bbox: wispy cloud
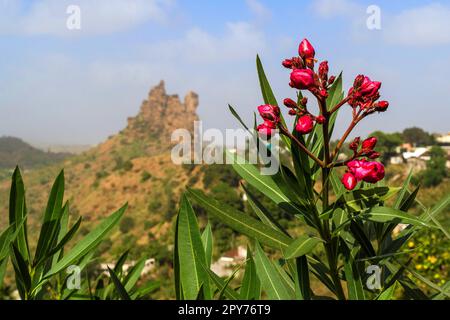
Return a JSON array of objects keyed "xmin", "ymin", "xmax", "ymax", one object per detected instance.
[
  {"xmin": 0, "ymin": 0, "xmax": 175, "ymax": 36},
  {"xmin": 246, "ymin": 0, "xmax": 272, "ymax": 21},
  {"xmin": 312, "ymin": 0, "xmax": 360, "ymax": 18},
  {"xmin": 384, "ymin": 3, "xmax": 450, "ymax": 46}
]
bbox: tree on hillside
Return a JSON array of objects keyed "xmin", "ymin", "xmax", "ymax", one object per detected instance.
[
  {"xmin": 402, "ymin": 127, "xmax": 435, "ymax": 146},
  {"xmin": 421, "ymin": 146, "xmax": 447, "ymax": 187},
  {"xmin": 369, "ymin": 131, "xmax": 403, "ymax": 163}
]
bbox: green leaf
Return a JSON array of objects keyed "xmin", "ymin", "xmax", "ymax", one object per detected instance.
[
  {"xmin": 107, "ymin": 267, "xmax": 131, "ymax": 300},
  {"xmin": 342, "ymin": 245, "xmax": 366, "ymax": 300},
  {"xmin": 400, "ymin": 185, "xmax": 420, "ymax": 212},
  {"xmin": 187, "ymin": 188, "xmax": 292, "ymax": 250},
  {"xmin": 360, "ymin": 206, "xmax": 436, "ymax": 228},
  {"xmin": 377, "ymin": 282, "xmax": 397, "ymax": 300},
  {"xmin": 199, "ymin": 262, "xmax": 239, "ymax": 300},
  {"xmin": 9, "ymin": 167, "xmax": 29, "ymax": 263},
  {"xmin": 113, "ymin": 249, "xmax": 130, "ymax": 276},
  {"xmin": 349, "ymin": 221, "xmax": 376, "ymax": 257},
  {"xmin": 45, "ymin": 203, "xmax": 127, "ymax": 278},
  {"xmin": 241, "ymin": 183, "xmax": 289, "ymax": 236},
  {"xmin": 226, "ymin": 151, "xmax": 309, "ymax": 219},
  {"xmin": 173, "ymin": 214, "xmax": 183, "ymax": 300},
  {"xmin": 10, "ymin": 244, "xmax": 31, "ymax": 298},
  {"xmin": 123, "ymin": 258, "xmax": 145, "ymax": 292},
  {"xmin": 284, "ymin": 235, "xmax": 322, "ymax": 260},
  {"xmin": 40, "ymin": 216, "xmax": 82, "ymax": 266},
  {"xmin": 177, "ymin": 195, "xmax": 211, "ymax": 300},
  {"xmin": 256, "ymin": 55, "xmax": 278, "ymax": 107},
  {"xmin": 421, "ymin": 193, "xmax": 450, "ymax": 222},
  {"xmin": 201, "ymin": 223, "xmax": 213, "ymax": 268},
  {"xmin": 294, "ymin": 256, "xmax": 311, "ymax": 300},
  {"xmin": 239, "ymin": 247, "xmax": 260, "ymax": 300},
  {"xmin": 253, "ymin": 242, "xmax": 294, "ymax": 300},
  {"xmin": 228, "ymin": 104, "xmax": 249, "ymax": 131},
  {"xmin": 394, "ymin": 170, "xmax": 413, "ymax": 209},
  {"xmin": 34, "ymin": 170, "xmax": 65, "ymax": 264}
]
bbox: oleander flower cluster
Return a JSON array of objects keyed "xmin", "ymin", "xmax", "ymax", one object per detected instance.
[{"xmin": 256, "ymin": 38, "xmax": 390, "ymax": 190}]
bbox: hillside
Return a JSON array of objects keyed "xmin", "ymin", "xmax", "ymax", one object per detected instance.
[
  {"xmin": 0, "ymin": 81, "xmax": 216, "ymax": 263},
  {"xmin": 0, "ymin": 136, "xmax": 69, "ymax": 170}
]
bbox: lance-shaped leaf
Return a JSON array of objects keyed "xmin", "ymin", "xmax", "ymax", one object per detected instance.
[
  {"xmin": 107, "ymin": 267, "xmax": 131, "ymax": 300},
  {"xmin": 253, "ymin": 242, "xmax": 294, "ymax": 300},
  {"xmin": 239, "ymin": 247, "xmax": 261, "ymax": 300},
  {"xmin": 45, "ymin": 203, "xmax": 127, "ymax": 278},
  {"xmin": 226, "ymin": 151, "xmax": 310, "ymax": 220},
  {"xmin": 199, "ymin": 263, "xmax": 239, "ymax": 300},
  {"xmin": 187, "ymin": 188, "xmax": 292, "ymax": 249},
  {"xmin": 284, "ymin": 235, "xmax": 322, "ymax": 260},
  {"xmin": 241, "ymin": 183, "xmax": 289, "ymax": 236},
  {"xmin": 342, "ymin": 244, "xmax": 366, "ymax": 300},
  {"xmin": 34, "ymin": 170, "xmax": 65, "ymax": 265},
  {"xmin": 294, "ymin": 256, "xmax": 311, "ymax": 300},
  {"xmin": 201, "ymin": 223, "xmax": 213, "ymax": 268},
  {"xmin": 359, "ymin": 206, "xmax": 436, "ymax": 228},
  {"xmin": 9, "ymin": 167, "xmax": 29, "ymax": 263},
  {"xmin": 176, "ymin": 195, "xmax": 211, "ymax": 300}
]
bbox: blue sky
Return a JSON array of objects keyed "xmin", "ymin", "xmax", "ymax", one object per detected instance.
[{"xmin": 0, "ymin": 0, "xmax": 449, "ymax": 145}]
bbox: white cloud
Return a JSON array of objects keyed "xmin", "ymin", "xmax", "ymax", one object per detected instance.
[
  {"xmin": 246, "ymin": 0, "xmax": 271, "ymax": 21},
  {"xmin": 144, "ymin": 22, "xmax": 266, "ymax": 63},
  {"xmin": 312, "ymin": 0, "xmax": 360, "ymax": 18},
  {"xmin": 384, "ymin": 3, "xmax": 450, "ymax": 46},
  {"xmin": 0, "ymin": 0, "xmax": 175, "ymax": 36}
]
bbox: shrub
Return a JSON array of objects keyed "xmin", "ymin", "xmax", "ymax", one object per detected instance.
[{"xmin": 173, "ymin": 38, "xmax": 449, "ymax": 301}]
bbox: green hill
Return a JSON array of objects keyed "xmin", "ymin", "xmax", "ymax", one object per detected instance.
[{"xmin": 0, "ymin": 136, "xmax": 70, "ymax": 170}]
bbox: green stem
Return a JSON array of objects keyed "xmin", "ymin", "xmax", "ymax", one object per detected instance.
[{"xmin": 319, "ymin": 97, "xmax": 346, "ymax": 300}]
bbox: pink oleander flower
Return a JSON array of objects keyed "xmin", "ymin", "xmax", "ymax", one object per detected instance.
[
  {"xmin": 359, "ymin": 76, "xmax": 381, "ymax": 98},
  {"xmin": 342, "ymin": 172, "xmax": 357, "ymax": 191},
  {"xmin": 295, "ymin": 115, "xmax": 314, "ymax": 134},
  {"xmin": 346, "ymin": 159, "xmax": 385, "ymax": 183},
  {"xmin": 290, "ymin": 68, "xmax": 315, "ymax": 90}
]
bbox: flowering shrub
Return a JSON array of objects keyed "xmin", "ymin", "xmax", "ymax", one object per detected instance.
[{"xmin": 175, "ymin": 38, "xmax": 450, "ymax": 300}]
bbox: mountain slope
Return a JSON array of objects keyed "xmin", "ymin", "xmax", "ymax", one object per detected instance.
[{"xmin": 0, "ymin": 136, "xmax": 69, "ymax": 169}]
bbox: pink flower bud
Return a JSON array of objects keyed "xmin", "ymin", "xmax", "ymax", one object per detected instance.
[
  {"xmin": 319, "ymin": 88, "xmax": 328, "ymax": 98},
  {"xmin": 362, "ymin": 137, "xmax": 377, "ymax": 150},
  {"xmin": 258, "ymin": 104, "xmax": 280, "ymax": 121},
  {"xmin": 349, "ymin": 137, "xmax": 361, "ymax": 152},
  {"xmin": 301, "ymin": 97, "xmax": 308, "ymax": 106},
  {"xmin": 341, "ymin": 172, "xmax": 357, "ymax": 191},
  {"xmin": 283, "ymin": 98, "xmax": 297, "ymax": 109},
  {"xmin": 282, "ymin": 59, "xmax": 293, "ymax": 69},
  {"xmin": 319, "ymin": 61, "xmax": 329, "ymax": 80},
  {"xmin": 288, "ymin": 109, "xmax": 297, "ymax": 116},
  {"xmin": 257, "ymin": 120, "xmax": 276, "ymax": 137},
  {"xmin": 290, "ymin": 68, "xmax": 315, "ymax": 90},
  {"xmin": 328, "ymin": 76, "xmax": 336, "ymax": 85},
  {"xmin": 376, "ymin": 100, "xmax": 389, "ymax": 111},
  {"xmin": 315, "ymin": 115, "xmax": 325, "ymax": 124},
  {"xmin": 298, "ymin": 39, "xmax": 315, "ymax": 59},
  {"xmin": 367, "ymin": 151, "xmax": 381, "ymax": 159},
  {"xmin": 295, "ymin": 115, "xmax": 314, "ymax": 134}
]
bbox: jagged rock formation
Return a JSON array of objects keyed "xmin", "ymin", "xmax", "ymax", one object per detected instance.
[{"xmin": 123, "ymin": 81, "xmax": 199, "ymax": 152}]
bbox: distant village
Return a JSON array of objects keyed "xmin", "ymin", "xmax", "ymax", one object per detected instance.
[{"xmin": 386, "ymin": 132, "xmax": 450, "ymax": 170}]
